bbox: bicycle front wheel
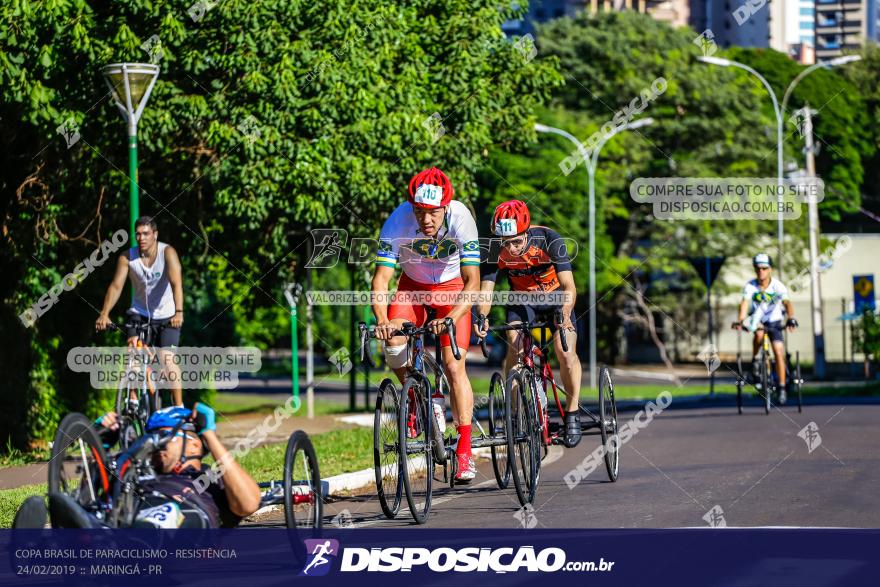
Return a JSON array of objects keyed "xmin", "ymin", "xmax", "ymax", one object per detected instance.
[
  {"xmin": 374, "ymin": 378, "xmax": 402, "ymax": 519},
  {"xmin": 488, "ymin": 372, "xmax": 510, "ymax": 490},
  {"xmin": 795, "ymin": 351, "xmax": 803, "ymax": 413},
  {"xmin": 284, "ymin": 430, "xmax": 322, "ymax": 530},
  {"xmin": 506, "ymin": 368, "xmax": 539, "ymax": 506},
  {"xmin": 399, "ymin": 377, "xmax": 433, "ymax": 524},
  {"xmin": 598, "ymin": 365, "xmax": 619, "ymax": 482}
]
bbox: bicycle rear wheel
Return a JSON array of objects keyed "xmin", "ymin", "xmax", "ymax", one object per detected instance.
[
  {"xmin": 374, "ymin": 378, "xmax": 402, "ymax": 519},
  {"xmin": 488, "ymin": 372, "xmax": 510, "ymax": 490},
  {"xmin": 284, "ymin": 430, "xmax": 322, "ymax": 530},
  {"xmin": 735, "ymin": 353, "xmax": 744, "ymax": 415},
  {"xmin": 399, "ymin": 377, "xmax": 433, "ymax": 524},
  {"xmin": 506, "ymin": 368, "xmax": 538, "ymax": 506},
  {"xmin": 598, "ymin": 365, "xmax": 619, "ymax": 482},
  {"xmin": 48, "ymin": 414, "xmax": 110, "ymax": 511}
]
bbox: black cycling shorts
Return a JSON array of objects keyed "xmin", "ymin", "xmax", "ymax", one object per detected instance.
[
  {"xmin": 505, "ymin": 304, "xmax": 576, "ymax": 333},
  {"xmin": 125, "ymin": 314, "xmax": 181, "ymax": 348},
  {"xmin": 755, "ymin": 320, "xmax": 784, "ymax": 343}
]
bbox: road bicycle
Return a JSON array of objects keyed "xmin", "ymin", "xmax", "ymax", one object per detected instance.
[
  {"xmin": 360, "ymin": 312, "xmax": 507, "ymax": 524},
  {"xmin": 479, "ymin": 310, "xmax": 619, "ymax": 506},
  {"xmin": 104, "ymin": 314, "xmax": 167, "ymax": 448},
  {"xmin": 735, "ymin": 328, "xmax": 803, "ymax": 414}
]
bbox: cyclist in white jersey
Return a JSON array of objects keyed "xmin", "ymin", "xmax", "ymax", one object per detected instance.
[
  {"xmin": 95, "ymin": 217, "xmax": 185, "ymax": 406},
  {"xmin": 732, "ymin": 253, "xmax": 798, "ymax": 403},
  {"xmin": 371, "ymin": 167, "xmax": 481, "ymax": 482}
]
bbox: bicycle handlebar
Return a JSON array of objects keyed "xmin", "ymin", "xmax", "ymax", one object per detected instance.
[
  {"xmin": 475, "ymin": 314, "xmax": 489, "ymax": 358},
  {"xmin": 555, "ymin": 309, "xmax": 569, "ymax": 353},
  {"xmin": 359, "ymin": 318, "xmax": 461, "ymax": 363}
]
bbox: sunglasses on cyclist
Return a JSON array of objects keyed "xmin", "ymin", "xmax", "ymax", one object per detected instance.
[{"xmin": 501, "ymin": 235, "xmax": 527, "ymax": 248}]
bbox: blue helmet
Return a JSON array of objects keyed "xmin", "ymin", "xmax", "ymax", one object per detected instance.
[{"xmin": 146, "ymin": 407, "xmax": 195, "ymax": 432}]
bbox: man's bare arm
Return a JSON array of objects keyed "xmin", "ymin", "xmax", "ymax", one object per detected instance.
[
  {"xmin": 165, "ymin": 246, "xmax": 184, "ymax": 328},
  {"xmin": 447, "ymin": 264, "xmax": 480, "ymax": 323},
  {"xmin": 201, "ymin": 431, "xmax": 262, "ymax": 517},
  {"xmin": 96, "ymin": 255, "xmax": 129, "ymax": 330}
]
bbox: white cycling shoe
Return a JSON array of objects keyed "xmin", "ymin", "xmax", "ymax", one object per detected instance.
[{"xmin": 454, "ymin": 454, "xmax": 476, "ymax": 483}]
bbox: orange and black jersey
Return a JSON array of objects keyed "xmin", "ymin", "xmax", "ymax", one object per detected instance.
[{"xmin": 481, "ymin": 226, "xmax": 572, "ymax": 292}]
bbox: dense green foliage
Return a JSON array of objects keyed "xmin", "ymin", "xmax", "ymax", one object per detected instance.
[
  {"xmin": 1, "ymin": 4, "xmax": 877, "ymax": 449},
  {"xmin": 0, "ymin": 0, "xmax": 559, "ymax": 447}
]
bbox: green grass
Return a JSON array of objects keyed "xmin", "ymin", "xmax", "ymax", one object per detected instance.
[
  {"xmin": 213, "ymin": 393, "xmax": 367, "ymax": 417},
  {"xmin": 0, "ymin": 484, "xmax": 45, "ymax": 528},
  {"xmin": 233, "ymin": 426, "xmax": 373, "ymax": 484}
]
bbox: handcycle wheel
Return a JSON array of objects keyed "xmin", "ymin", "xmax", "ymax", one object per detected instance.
[
  {"xmin": 374, "ymin": 378, "xmax": 403, "ymax": 519},
  {"xmin": 735, "ymin": 353, "xmax": 744, "ymax": 415},
  {"xmin": 761, "ymin": 353, "xmax": 771, "ymax": 415},
  {"xmin": 284, "ymin": 430, "xmax": 322, "ymax": 530},
  {"xmin": 505, "ymin": 368, "xmax": 539, "ymax": 506},
  {"xmin": 488, "ymin": 372, "xmax": 510, "ymax": 490},
  {"xmin": 48, "ymin": 413, "xmax": 110, "ymax": 509},
  {"xmin": 795, "ymin": 351, "xmax": 803, "ymax": 413},
  {"xmin": 598, "ymin": 365, "xmax": 619, "ymax": 482},
  {"xmin": 399, "ymin": 377, "xmax": 433, "ymax": 524}
]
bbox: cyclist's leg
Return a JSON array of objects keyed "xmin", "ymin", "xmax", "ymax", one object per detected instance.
[
  {"xmin": 157, "ymin": 321, "xmax": 183, "ymax": 406},
  {"xmin": 503, "ymin": 305, "xmax": 531, "ymax": 378},
  {"xmin": 552, "ymin": 307, "xmax": 580, "ymax": 411},
  {"xmin": 767, "ymin": 322, "xmax": 786, "ymax": 387},
  {"xmin": 386, "ymin": 289, "xmax": 423, "ymax": 383}
]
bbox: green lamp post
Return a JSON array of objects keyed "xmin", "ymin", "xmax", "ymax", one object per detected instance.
[{"xmin": 102, "ymin": 63, "xmax": 160, "ymax": 240}]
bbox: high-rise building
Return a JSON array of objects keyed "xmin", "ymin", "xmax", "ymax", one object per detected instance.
[{"xmin": 815, "ymin": 0, "xmax": 877, "ymax": 61}]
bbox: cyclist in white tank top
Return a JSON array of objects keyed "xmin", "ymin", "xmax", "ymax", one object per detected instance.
[
  {"xmin": 96, "ymin": 217, "xmax": 185, "ymax": 406},
  {"xmin": 128, "ymin": 242, "xmax": 176, "ymax": 320}
]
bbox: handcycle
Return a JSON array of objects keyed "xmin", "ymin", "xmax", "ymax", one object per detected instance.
[
  {"xmin": 734, "ymin": 319, "xmax": 803, "ymax": 415},
  {"xmin": 45, "ymin": 412, "xmax": 321, "ymax": 529},
  {"xmin": 360, "ymin": 312, "xmax": 507, "ymax": 524},
  {"xmin": 478, "ymin": 309, "xmax": 619, "ymax": 506}
]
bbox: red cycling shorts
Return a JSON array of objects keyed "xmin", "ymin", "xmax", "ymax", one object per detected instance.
[{"xmin": 387, "ymin": 273, "xmax": 471, "ymax": 351}]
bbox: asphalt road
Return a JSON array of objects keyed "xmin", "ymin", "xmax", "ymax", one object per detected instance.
[{"xmin": 258, "ymin": 403, "xmax": 880, "ymax": 529}]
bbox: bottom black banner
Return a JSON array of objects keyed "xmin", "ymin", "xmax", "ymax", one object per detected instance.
[{"xmin": 2, "ymin": 528, "xmax": 877, "ymax": 585}]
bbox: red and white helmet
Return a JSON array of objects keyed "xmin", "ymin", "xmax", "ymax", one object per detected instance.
[
  {"xmin": 492, "ymin": 200, "xmax": 531, "ymax": 236},
  {"xmin": 408, "ymin": 167, "xmax": 454, "ymax": 209}
]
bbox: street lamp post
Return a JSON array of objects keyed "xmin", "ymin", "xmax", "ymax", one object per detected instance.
[
  {"xmin": 102, "ymin": 63, "xmax": 160, "ymax": 240},
  {"xmin": 780, "ymin": 55, "xmax": 861, "ymax": 380},
  {"xmin": 535, "ymin": 117, "xmax": 654, "ymax": 392},
  {"xmin": 698, "ymin": 56, "xmax": 785, "ymax": 279}
]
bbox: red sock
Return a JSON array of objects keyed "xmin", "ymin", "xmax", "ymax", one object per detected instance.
[{"xmin": 456, "ymin": 424, "xmax": 472, "ymax": 456}]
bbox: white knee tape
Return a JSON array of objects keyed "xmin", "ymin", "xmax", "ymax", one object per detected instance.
[{"xmin": 384, "ymin": 343, "xmax": 408, "ymax": 369}]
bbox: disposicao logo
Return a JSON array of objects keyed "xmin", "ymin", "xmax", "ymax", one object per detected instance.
[{"xmin": 301, "ymin": 539, "xmax": 340, "ymax": 576}]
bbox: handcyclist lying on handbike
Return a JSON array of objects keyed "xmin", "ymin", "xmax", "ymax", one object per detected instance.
[
  {"xmin": 731, "ymin": 253, "xmax": 798, "ymax": 404},
  {"xmin": 16, "ymin": 405, "xmax": 262, "ymax": 529},
  {"xmin": 474, "ymin": 200, "xmax": 582, "ymax": 447}
]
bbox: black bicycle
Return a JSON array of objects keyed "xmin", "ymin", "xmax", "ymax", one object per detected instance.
[
  {"xmin": 361, "ymin": 314, "xmax": 482, "ymax": 524},
  {"xmin": 734, "ymin": 323, "xmax": 803, "ymax": 414},
  {"xmin": 103, "ymin": 314, "xmax": 168, "ymax": 448}
]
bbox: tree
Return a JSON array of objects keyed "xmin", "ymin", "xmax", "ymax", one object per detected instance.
[{"xmin": 0, "ymin": 0, "xmax": 561, "ymax": 447}]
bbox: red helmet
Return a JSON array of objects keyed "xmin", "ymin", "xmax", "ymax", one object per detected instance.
[
  {"xmin": 492, "ymin": 200, "xmax": 530, "ymax": 236},
  {"xmin": 408, "ymin": 167, "xmax": 454, "ymax": 209}
]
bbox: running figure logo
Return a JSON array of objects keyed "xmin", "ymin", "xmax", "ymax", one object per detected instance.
[{"xmin": 301, "ymin": 538, "xmax": 340, "ymax": 576}]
